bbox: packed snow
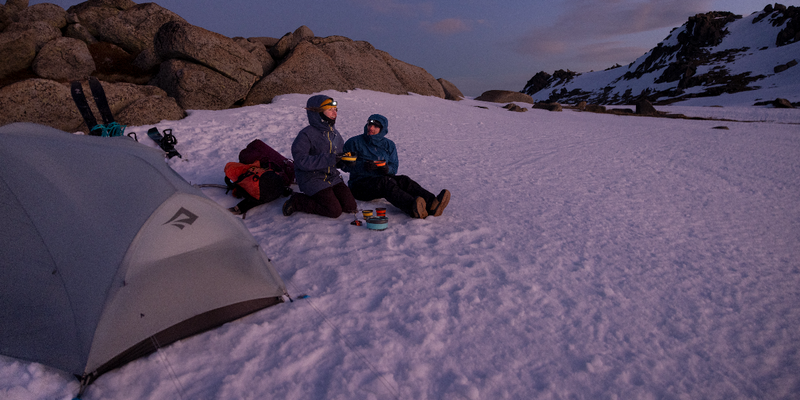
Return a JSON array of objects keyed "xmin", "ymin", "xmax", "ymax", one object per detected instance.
[{"xmin": 2, "ymin": 89, "xmax": 799, "ymax": 400}]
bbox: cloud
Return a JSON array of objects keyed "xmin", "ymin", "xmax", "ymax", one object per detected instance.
[
  {"xmin": 513, "ymin": 0, "xmax": 714, "ymax": 56},
  {"xmin": 420, "ymin": 18, "xmax": 472, "ymax": 35}
]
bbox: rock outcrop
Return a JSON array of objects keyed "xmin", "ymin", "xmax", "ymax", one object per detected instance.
[
  {"xmin": 475, "ymin": 90, "xmax": 534, "ymax": 104},
  {"xmin": 438, "ymin": 78, "xmax": 464, "ymax": 100},
  {"xmin": 93, "ymin": 2, "xmax": 184, "ymax": 55},
  {"xmin": 0, "ymin": 0, "xmax": 462, "ymax": 132},
  {"xmin": 0, "ymin": 30, "xmax": 38, "ymax": 79},
  {"xmin": 245, "ymin": 35, "xmax": 445, "ymax": 105},
  {"xmin": 532, "ymin": 102, "xmax": 563, "ymax": 112},
  {"xmin": 244, "ymin": 41, "xmax": 350, "ymax": 106},
  {"xmin": 152, "ymin": 20, "xmax": 263, "ymax": 109},
  {"xmin": 0, "ymin": 79, "xmax": 79, "ymax": 131},
  {"xmin": 32, "ymin": 37, "xmax": 95, "ymax": 81}
]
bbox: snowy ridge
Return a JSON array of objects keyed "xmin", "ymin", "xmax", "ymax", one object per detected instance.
[
  {"xmin": 2, "ymin": 89, "xmax": 798, "ymax": 399},
  {"xmin": 524, "ymin": 6, "xmax": 800, "ymax": 106}
]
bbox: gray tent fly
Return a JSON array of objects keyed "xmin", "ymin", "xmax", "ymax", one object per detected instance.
[{"xmin": 0, "ymin": 123, "xmax": 287, "ymax": 393}]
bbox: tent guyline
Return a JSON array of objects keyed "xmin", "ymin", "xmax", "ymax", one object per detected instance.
[{"xmin": 286, "ymin": 280, "xmax": 401, "ymax": 400}]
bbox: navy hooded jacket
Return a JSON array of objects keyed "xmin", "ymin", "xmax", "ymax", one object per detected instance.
[
  {"xmin": 291, "ymin": 95, "xmax": 345, "ymax": 195},
  {"xmin": 342, "ymin": 114, "xmax": 399, "ymax": 185}
]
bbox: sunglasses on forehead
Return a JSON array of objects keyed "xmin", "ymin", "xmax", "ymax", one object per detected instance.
[{"xmin": 368, "ymin": 119, "xmax": 383, "ymax": 128}]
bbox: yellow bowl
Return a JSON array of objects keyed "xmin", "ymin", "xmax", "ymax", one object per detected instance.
[{"xmin": 341, "ymin": 156, "xmax": 357, "ymax": 162}]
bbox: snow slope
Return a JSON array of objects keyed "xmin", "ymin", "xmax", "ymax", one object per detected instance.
[
  {"xmin": 527, "ymin": 8, "xmax": 800, "ymax": 106},
  {"xmin": 2, "ymin": 90, "xmax": 799, "ymax": 400}
]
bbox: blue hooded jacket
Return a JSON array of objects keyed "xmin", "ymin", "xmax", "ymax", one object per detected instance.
[
  {"xmin": 342, "ymin": 114, "xmax": 398, "ymax": 185},
  {"xmin": 291, "ymin": 95, "xmax": 345, "ymax": 195}
]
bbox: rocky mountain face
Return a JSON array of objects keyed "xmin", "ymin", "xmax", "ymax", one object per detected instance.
[
  {"xmin": 0, "ymin": 0, "xmax": 463, "ymax": 132},
  {"xmin": 522, "ymin": 4, "xmax": 799, "ymax": 105}
]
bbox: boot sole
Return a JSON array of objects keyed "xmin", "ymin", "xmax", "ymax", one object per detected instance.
[
  {"xmin": 414, "ymin": 197, "xmax": 428, "ymax": 219},
  {"xmin": 432, "ymin": 190, "xmax": 450, "ymax": 217}
]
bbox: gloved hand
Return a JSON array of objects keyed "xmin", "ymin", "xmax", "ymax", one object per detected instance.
[
  {"xmin": 366, "ymin": 161, "xmax": 389, "ymax": 174},
  {"xmin": 335, "ymin": 152, "xmax": 356, "ymax": 168}
]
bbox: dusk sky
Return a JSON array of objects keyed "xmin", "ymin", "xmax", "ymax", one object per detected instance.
[{"xmin": 33, "ymin": 0, "xmax": 800, "ymax": 96}]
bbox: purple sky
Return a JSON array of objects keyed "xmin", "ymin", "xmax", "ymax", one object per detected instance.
[{"xmin": 32, "ymin": 0, "xmax": 800, "ymax": 96}]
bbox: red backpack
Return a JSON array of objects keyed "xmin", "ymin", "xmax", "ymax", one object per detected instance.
[
  {"xmin": 238, "ymin": 139, "xmax": 295, "ymax": 186},
  {"xmin": 223, "ymin": 140, "xmax": 295, "ymax": 216}
]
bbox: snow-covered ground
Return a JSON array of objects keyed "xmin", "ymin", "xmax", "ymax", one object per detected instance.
[
  {"xmin": 2, "ymin": 90, "xmax": 799, "ymax": 400},
  {"xmin": 530, "ymin": 9, "xmax": 800, "ymax": 107}
]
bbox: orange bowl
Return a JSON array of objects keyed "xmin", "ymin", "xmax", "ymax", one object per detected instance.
[{"xmin": 374, "ymin": 160, "xmax": 386, "ymax": 167}]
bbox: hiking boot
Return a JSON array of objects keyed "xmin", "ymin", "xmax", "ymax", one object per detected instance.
[
  {"xmin": 427, "ymin": 197, "xmax": 439, "ymax": 215},
  {"xmin": 411, "ymin": 197, "xmax": 428, "ymax": 219},
  {"xmin": 282, "ymin": 198, "xmax": 295, "ymax": 216},
  {"xmin": 431, "ymin": 189, "xmax": 450, "ymax": 217}
]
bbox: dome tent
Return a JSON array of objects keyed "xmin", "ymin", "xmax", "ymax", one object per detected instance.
[{"xmin": 0, "ymin": 123, "xmax": 287, "ymax": 388}]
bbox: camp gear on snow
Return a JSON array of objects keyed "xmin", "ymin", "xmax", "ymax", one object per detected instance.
[
  {"xmin": 238, "ymin": 139, "xmax": 295, "ymax": 186},
  {"xmin": 376, "ymin": 208, "xmax": 386, "ymax": 217},
  {"xmin": 0, "ymin": 123, "xmax": 287, "ymax": 390},
  {"xmin": 92, "ymin": 121, "xmax": 126, "ymax": 137},
  {"xmin": 362, "ymin": 210, "xmax": 373, "ymax": 218},
  {"xmin": 71, "ymin": 80, "xmax": 97, "ymax": 131},
  {"xmin": 336, "ymin": 152, "xmax": 357, "ymax": 169},
  {"xmin": 88, "ymin": 76, "xmax": 114, "ymax": 126},
  {"xmin": 224, "ymin": 161, "xmax": 291, "ymax": 216},
  {"xmin": 146, "ymin": 127, "xmax": 181, "ymax": 158},
  {"xmin": 366, "ymin": 216, "xmax": 388, "ymax": 230},
  {"xmin": 365, "ymin": 160, "xmax": 390, "ymax": 175},
  {"xmin": 71, "ymin": 77, "xmax": 127, "ymax": 137},
  {"xmin": 340, "ymin": 152, "xmax": 357, "ymax": 162}
]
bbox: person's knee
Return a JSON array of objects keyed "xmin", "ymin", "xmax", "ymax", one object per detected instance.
[{"xmin": 321, "ymin": 203, "xmax": 343, "ymax": 218}]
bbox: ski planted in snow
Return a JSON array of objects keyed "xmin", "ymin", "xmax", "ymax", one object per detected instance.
[
  {"xmin": 87, "ymin": 76, "xmax": 115, "ymax": 125},
  {"xmin": 70, "ymin": 78, "xmax": 125, "ymax": 137},
  {"xmin": 147, "ymin": 127, "xmax": 182, "ymax": 159},
  {"xmin": 70, "ymin": 81, "xmax": 98, "ymax": 133}
]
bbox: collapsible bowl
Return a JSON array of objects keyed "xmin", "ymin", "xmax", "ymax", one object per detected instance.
[{"xmin": 366, "ymin": 216, "xmax": 388, "ymax": 231}]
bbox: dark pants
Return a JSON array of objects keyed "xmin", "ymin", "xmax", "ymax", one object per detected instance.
[
  {"xmin": 349, "ymin": 175, "xmax": 435, "ymax": 216},
  {"xmin": 292, "ymin": 182, "xmax": 357, "ymax": 218}
]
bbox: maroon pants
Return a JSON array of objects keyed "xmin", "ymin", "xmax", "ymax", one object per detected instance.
[{"xmin": 292, "ymin": 182, "xmax": 357, "ymax": 218}]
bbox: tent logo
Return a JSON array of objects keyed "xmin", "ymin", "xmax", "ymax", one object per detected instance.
[{"xmin": 164, "ymin": 207, "xmax": 198, "ymax": 229}]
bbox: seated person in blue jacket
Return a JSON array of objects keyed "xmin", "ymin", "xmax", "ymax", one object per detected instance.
[
  {"xmin": 343, "ymin": 114, "xmax": 450, "ymax": 219},
  {"xmin": 282, "ymin": 95, "xmax": 357, "ymax": 218}
]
